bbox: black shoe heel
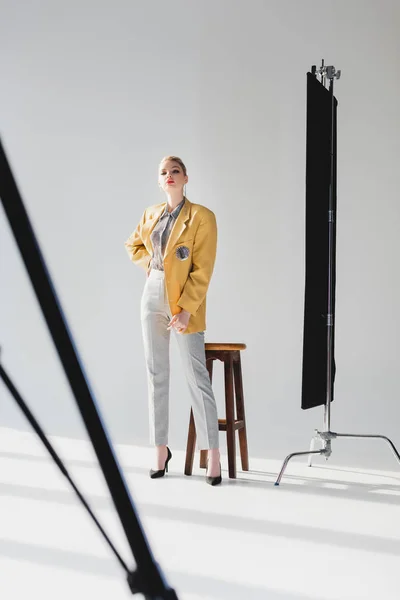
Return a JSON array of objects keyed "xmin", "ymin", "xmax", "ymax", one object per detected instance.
[
  {"xmin": 206, "ymin": 461, "xmax": 222, "ymax": 486},
  {"xmin": 150, "ymin": 447, "xmax": 172, "ymax": 479}
]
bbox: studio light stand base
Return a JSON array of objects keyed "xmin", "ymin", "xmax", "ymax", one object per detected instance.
[{"xmin": 274, "ymin": 429, "xmax": 400, "ymax": 486}]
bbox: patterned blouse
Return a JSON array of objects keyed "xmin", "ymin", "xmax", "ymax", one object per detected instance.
[{"xmin": 150, "ymin": 198, "xmax": 186, "ymax": 271}]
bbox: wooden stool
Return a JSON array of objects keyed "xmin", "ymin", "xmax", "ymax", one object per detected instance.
[{"xmin": 184, "ymin": 343, "xmax": 249, "ymax": 479}]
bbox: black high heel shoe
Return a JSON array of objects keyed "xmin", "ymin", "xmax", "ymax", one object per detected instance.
[
  {"xmin": 150, "ymin": 447, "xmax": 172, "ymax": 479},
  {"xmin": 206, "ymin": 461, "xmax": 222, "ymax": 486}
]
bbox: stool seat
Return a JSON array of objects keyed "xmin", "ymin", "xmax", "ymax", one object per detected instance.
[
  {"xmin": 185, "ymin": 342, "xmax": 249, "ymax": 479},
  {"xmin": 205, "ymin": 343, "xmax": 247, "ymax": 351}
]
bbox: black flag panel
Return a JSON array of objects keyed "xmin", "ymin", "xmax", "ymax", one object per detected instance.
[{"xmin": 302, "ymin": 73, "xmax": 338, "ymax": 410}]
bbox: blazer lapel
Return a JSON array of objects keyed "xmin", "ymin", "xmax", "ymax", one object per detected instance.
[{"xmin": 164, "ymin": 199, "xmax": 191, "ymax": 258}]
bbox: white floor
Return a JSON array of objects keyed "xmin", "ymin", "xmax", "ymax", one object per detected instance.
[{"xmin": 1, "ymin": 428, "xmax": 400, "ymax": 600}]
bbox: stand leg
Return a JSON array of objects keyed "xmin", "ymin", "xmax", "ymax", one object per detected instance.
[
  {"xmin": 334, "ymin": 433, "xmax": 400, "ymax": 466},
  {"xmin": 308, "ymin": 436, "xmax": 317, "ymax": 467},
  {"xmin": 274, "ymin": 449, "xmax": 325, "ymax": 486}
]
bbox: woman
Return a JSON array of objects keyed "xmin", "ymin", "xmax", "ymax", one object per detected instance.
[{"xmin": 125, "ymin": 156, "xmax": 221, "ymax": 485}]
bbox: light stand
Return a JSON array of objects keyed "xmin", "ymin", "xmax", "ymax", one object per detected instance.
[
  {"xmin": 275, "ymin": 61, "xmax": 400, "ymax": 486},
  {"xmin": 0, "ymin": 138, "xmax": 179, "ymax": 599}
]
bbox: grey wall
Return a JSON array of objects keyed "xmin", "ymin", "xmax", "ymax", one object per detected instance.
[{"xmin": 1, "ymin": 0, "xmax": 399, "ymax": 469}]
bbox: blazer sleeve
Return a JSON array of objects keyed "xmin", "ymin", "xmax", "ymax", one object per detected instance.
[
  {"xmin": 124, "ymin": 210, "xmax": 152, "ymax": 271},
  {"xmin": 176, "ymin": 212, "xmax": 217, "ymax": 315}
]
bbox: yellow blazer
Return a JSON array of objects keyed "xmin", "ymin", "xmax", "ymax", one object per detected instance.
[{"xmin": 125, "ymin": 198, "xmax": 217, "ymax": 334}]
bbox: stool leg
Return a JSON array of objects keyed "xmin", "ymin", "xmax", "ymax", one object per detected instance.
[
  {"xmin": 200, "ymin": 358, "xmax": 214, "ymax": 469},
  {"xmin": 225, "ymin": 354, "xmax": 236, "ymax": 478},
  {"xmin": 184, "ymin": 409, "xmax": 196, "ymax": 476},
  {"xmin": 199, "ymin": 450, "xmax": 207, "ymax": 469},
  {"xmin": 234, "ymin": 353, "xmax": 249, "ymax": 471}
]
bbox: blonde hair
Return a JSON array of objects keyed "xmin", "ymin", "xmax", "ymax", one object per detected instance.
[{"xmin": 159, "ymin": 155, "xmax": 187, "ymax": 176}]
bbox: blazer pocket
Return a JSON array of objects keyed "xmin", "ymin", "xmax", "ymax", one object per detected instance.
[{"xmin": 175, "ymin": 238, "xmax": 193, "ymax": 246}]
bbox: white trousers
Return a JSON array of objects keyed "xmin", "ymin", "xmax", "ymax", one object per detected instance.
[{"xmin": 141, "ymin": 269, "xmax": 219, "ymax": 449}]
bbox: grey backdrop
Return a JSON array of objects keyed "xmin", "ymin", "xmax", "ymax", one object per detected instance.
[{"xmin": 1, "ymin": 0, "xmax": 399, "ymax": 469}]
